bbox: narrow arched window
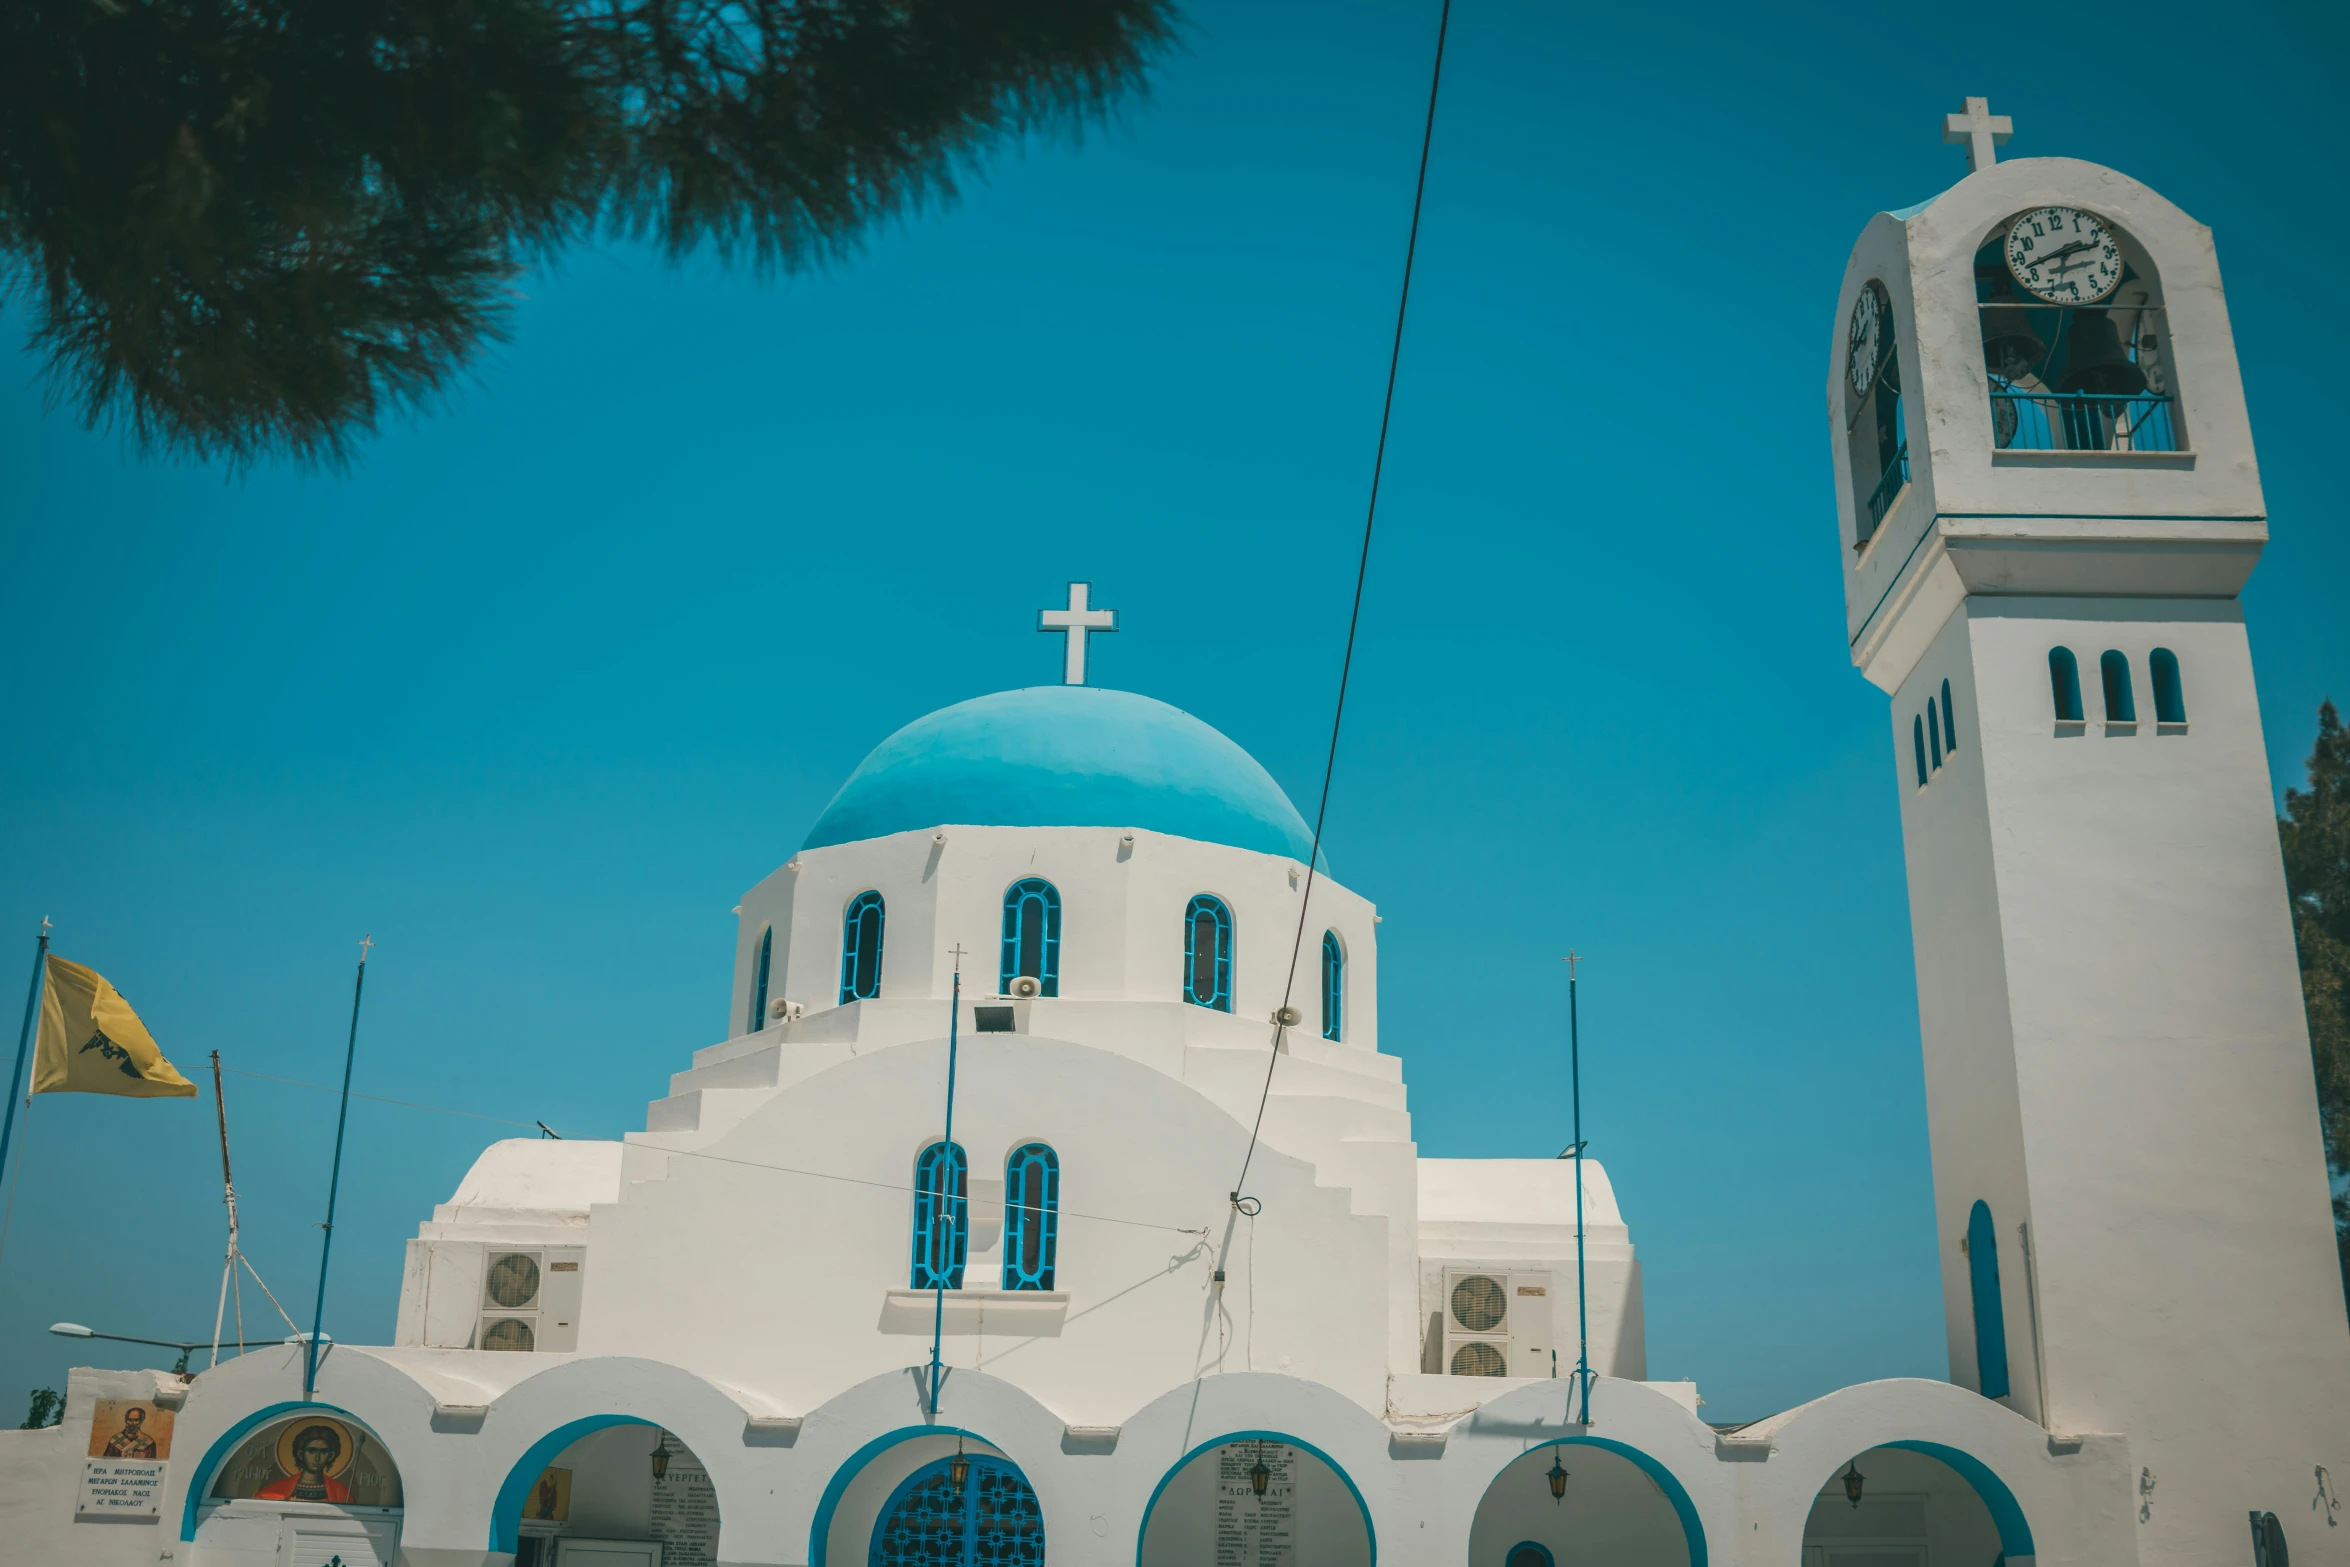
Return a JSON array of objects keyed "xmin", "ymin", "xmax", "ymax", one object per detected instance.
[
  {"xmin": 911, "ymin": 1141, "xmax": 967, "ymax": 1290},
  {"xmin": 1941, "ymin": 678, "xmax": 1959, "ymax": 755},
  {"xmin": 1183, "ymin": 895, "xmax": 1233, "ymax": 1012},
  {"xmin": 2150, "ymin": 647, "xmax": 2185, "ymax": 723},
  {"xmin": 1913, "ymin": 716, "xmax": 1930, "ymax": 788},
  {"xmin": 2049, "ymin": 648, "xmax": 2084, "ymax": 722},
  {"xmin": 999, "ymin": 879, "xmax": 1062, "ymax": 997},
  {"xmin": 1928, "ymin": 698, "xmax": 1943, "ymax": 768},
  {"xmin": 1321, "ymin": 930, "xmax": 1344, "ymax": 1042},
  {"xmin": 1967, "ymin": 1199, "xmax": 2011, "ymax": 1399},
  {"xmin": 749, "ymin": 926, "xmax": 773, "ymax": 1034},
  {"xmin": 840, "ymin": 891, "xmax": 885, "ymax": 1004},
  {"xmin": 1002, "ymin": 1143, "xmax": 1060, "ymax": 1291},
  {"xmin": 2100, "ymin": 650, "xmax": 2136, "ymax": 723}
]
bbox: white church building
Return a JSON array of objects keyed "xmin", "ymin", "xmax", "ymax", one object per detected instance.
[{"xmin": 3, "ymin": 103, "xmax": 2344, "ymax": 1567}]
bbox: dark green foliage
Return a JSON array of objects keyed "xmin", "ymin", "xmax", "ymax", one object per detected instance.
[
  {"xmin": 0, "ymin": 1, "xmax": 1175, "ymax": 467},
  {"xmin": 2280, "ymin": 701, "xmax": 2350, "ymax": 1301},
  {"xmin": 21, "ymin": 1388, "xmax": 62, "ymax": 1429}
]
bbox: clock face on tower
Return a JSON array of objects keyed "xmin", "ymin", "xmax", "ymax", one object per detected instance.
[
  {"xmin": 2005, "ymin": 207, "xmax": 2123, "ymax": 303},
  {"xmin": 1847, "ymin": 282, "xmax": 1887, "ymax": 398}
]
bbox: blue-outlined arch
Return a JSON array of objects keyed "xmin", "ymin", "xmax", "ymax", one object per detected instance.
[
  {"xmin": 488, "ymin": 1414, "xmax": 661, "ymax": 1553},
  {"xmin": 1940, "ymin": 677, "xmax": 1958, "ymax": 755},
  {"xmin": 1506, "ymin": 1543, "xmax": 1556, "ymax": 1567},
  {"xmin": 179, "ymin": 1400, "xmax": 389, "ymax": 1541},
  {"xmin": 1928, "ymin": 698, "xmax": 1943, "ymax": 768},
  {"xmin": 912, "ymin": 1140, "xmax": 969, "ymax": 1290},
  {"xmin": 1000, "ymin": 878, "xmax": 1062, "ymax": 997},
  {"xmin": 1136, "ymin": 1429, "xmax": 1374, "ymax": 1566},
  {"xmin": 1485, "ymin": 1437, "xmax": 1707, "ymax": 1567},
  {"xmin": 842, "ymin": 890, "xmax": 886, "ymax": 1003},
  {"xmin": 1183, "ymin": 894, "xmax": 1233, "ymax": 1011},
  {"xmin": 1967, "ymin": 1199, "xmax": 2012, "ymax": 1399},
  {"xmin": 1321, "ymin": 929, "xmax": 1344, "ymax": 1042},
  {"xmin": 2100, "ymin": 650, "xmax": 2136, "ymax": 723},
  {"xmin": 869, "ymin": 1451, "xmax": 1044, "ymax": 1565},
  {"xmin": 811, "ymin": 1425, "xmax": 1007, "ymax": 1567},
  {"xmin": 2049, "ymin": 647, "xmax": 2084, "ymax": 722},
  {"xmin": 2150, "ymin": 647, "xmax": 2185, "ymax": 723},
  {"xmin": 1002, "ymin": 1142, "xmax": 1060, "ymax": 1291},
  {"xmin": 1880, "ymin": 1442, "xmax": 2036, "ymax": 1559}
]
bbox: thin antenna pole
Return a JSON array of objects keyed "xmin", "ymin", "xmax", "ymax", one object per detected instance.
[
  {"xmin": 1567, "ymin": 952, "xmax": 1594, "ymax": 1425},
  {"xmin": 209, "ymin": 1051, "xmax": 237, "ymax": 1369},
  {"xmin": 928, "ymin": 947, "xmax": 966, "ymax": 1420},
  {"xmin": 0, "ymin": 920, "xmax": 53, "ymax": 1207},
  {"xmin": 304, "ymin": 936, "xmax": 370, "ymax": 1398}
]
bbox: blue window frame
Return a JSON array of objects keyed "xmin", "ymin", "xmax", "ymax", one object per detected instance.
[
  {"xmin": 1967, "ymin": 1199, "xmax": 2012, "ymax": 1399},
  {"xmin": 2101, "ymin": 650, "xmax": 2136, "ymax": 723},
  {"xmin": 1941, "ymin": 678, "xmax": 1958, "ymax": 755},
  {"xmin": 2049, "ymin": 647, "xmax": 2084, "ymax": 722},
  {"xmin": 1002, "ymin": 1143, "xmax": 1060, "ymax": 1291},
  {"xmin": 2150, "ymin": 647, "xmax": 2185, "ymax": 723},
  {"xmin": 841, "ymin": 891, "xmax": 885, "ymax": 1004},
  {"xmin": 1321, "ymin": 930, "xmax": 1344, "ymax": 1042},
  {"xmin": 1000, "ymin": 879, "xmax": 1062, "ymax": 997},
  {"xmin": 1183, "ymin": 895, "xmax": 1233, "ymax": 1011},
  {"xmin": 1913, "ymin": 716, "xmax": 1930, "ymax": 788},
  {"xmin": 1928, "ymin": 698, "xmax": 1943, "ymax": 768},
  {"xmin": 749, "ymin": 926, "xmax": 772, "ymax": 1034},
  {"xmin": 911, "ymin": 1141, "xmax": 967, "ymax": 1290}
]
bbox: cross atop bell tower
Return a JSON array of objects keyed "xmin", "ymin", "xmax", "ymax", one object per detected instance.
[
  {"xmin": 1942, "ymin": 95, "xmax": 2012, "ymax": 173},
  {"xmin": 1037, "ymin": 581, "xmax": 1117, "ymax": 685}
]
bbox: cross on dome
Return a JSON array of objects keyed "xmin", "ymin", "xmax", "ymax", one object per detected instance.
[
  {"xmin": 1037, "ymin": 581, "xmax": 1118, "ymax": 685},
  {"xmin": 1944, "ymin": 96, "xmax": 2013, "ymax": 174}
]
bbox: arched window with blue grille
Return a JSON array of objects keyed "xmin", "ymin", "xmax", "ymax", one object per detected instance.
[
  {"xmin": 2100, "ymin": 650, "xmax": 2136, "ymax": 723},
  {"xmin": 1000, "ymin": 879, "xmax": 1062, "ymax": 997},
  {"xmin": 1967, "ymin": 1199, "xmax": 2012, "ymax": 1399},
  {"xmin": 2150, "ymin": 647, "xmax": 2186, "ymax": 723},
  {"xmin": 840, "ymin": 891, "xmax": 885, "ymax": 1004},
  {"xmin": 911, "ymin": 1141, "xmax": 967, "ymax": 1290},
  {"xmin": 1913, "ymin": 716, "xmax": 1930, "ymax": 788},
  {"xmin": 1183, "ymin": 895, "xmax": 1233, "ymax": 1011},
  {"xmin": 2049, "ymin": 647, "xmax": 2084, "ymax": 722},
  {"xmin": 1928, "ymin": 697, "xmax": 1944, "ymax": 769},
  {"xmin": 1321, "ymin": 930, "xmax": 1344, "ymax": 1042},
  {"xmin": 1002, "ymin": 1143, "xmax": 1060, "ymax": 1291},
  {"xmin": 749, "ymin": 926, "xmax": 773, "ymax": 1034},
  {"xmin": 1941, "ymin": 677, "xmax": 1959, "ymax": 755}
]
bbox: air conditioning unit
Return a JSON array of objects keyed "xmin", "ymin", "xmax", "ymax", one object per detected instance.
[
  {"xmin": 769, "ymin": 998, "xmax": 804, "ymax": 1023},
  {"xmin": 1441, "ymin": 1268, "xmax": 1551, "ymax": 1378},
  {"xmin": 477, "ymin": 1246, "xmax": 586, "ymax": 1352}
]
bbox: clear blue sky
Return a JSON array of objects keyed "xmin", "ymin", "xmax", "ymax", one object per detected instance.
[{"xmin": 1, "ymin": 0, "xmax": 2342, "ymax": 1425}]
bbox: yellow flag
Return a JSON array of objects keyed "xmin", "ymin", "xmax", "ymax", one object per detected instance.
[{"xmin": 34, "ymin": 956, "xmax": 196, "ymax": 1098}]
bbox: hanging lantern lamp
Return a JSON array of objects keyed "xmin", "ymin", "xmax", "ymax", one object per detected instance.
[
  {"xmin": 1250, "ymin": 1442, "xmax": 1272, "ymax": 1498},
  {"xmin": 1843, "ymin": 1459, "xmax": 1867, "ymax": 1509},
  {"xmin": 949, "ymin": 1434, "xmax": 971, "ymax": 1489},
  {"xmin": 650, "ymin": 1432, "xmax": 673, "ymax": 1481},
  {"xmin": 1546, "ymin": 1450, "xmax": 1570, "ymax": 1503}
]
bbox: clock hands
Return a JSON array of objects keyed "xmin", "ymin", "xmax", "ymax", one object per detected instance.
[{"xmin": 2025, "ymin": 238, "xmax": 2096, "ymax": 274}]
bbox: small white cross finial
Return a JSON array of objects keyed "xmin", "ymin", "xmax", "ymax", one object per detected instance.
[
  {"xmin": 1943, "ymin": 96, "xmax": 2013, "ymax": 174},
  {"xmin": 357, "ymin": 933, "xmax": 374, "ymax": 963},
  {"xmin": 1037, "ymin": 582, "xmax": 1117, "ymax": 685}
]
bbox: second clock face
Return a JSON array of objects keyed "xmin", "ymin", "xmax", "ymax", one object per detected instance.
[
  {"xmin": 2006, "ymin": 207, "xmax": 2123, "ymax": 303},
  {"xmin": 1848, "ymin": 284, "xmax": 1886, "ymax": 398}
]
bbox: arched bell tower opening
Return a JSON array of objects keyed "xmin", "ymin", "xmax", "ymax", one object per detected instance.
[{"xmin": 1975, "ymin": 207, "xmax": 2176, "ymax": 454}]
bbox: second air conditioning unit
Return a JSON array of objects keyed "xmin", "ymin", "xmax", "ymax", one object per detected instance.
[
  {"xmin": 478, "ymin": 1246, "xmax": 586, "ymax": 1352},
  {"xmin": 1442, "ymin": 1267, "xmax": 1552, "ymax": 1378}
]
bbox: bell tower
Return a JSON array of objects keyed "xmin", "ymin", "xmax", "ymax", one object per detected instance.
[{"xmin": 1828, "ymin": 100, "xmax": 2349, "ymax": 1565}]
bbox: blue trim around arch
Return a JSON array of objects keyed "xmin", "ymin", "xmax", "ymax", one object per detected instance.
[
  {"xmin": 1504, "ymin": 1437, "xmax": 1707, "ymax": 1567},
  {"xmin": 179, "ymin": 1400, "xmax": 376, "ymax": 1540},
  {"xmin": 810, "ymin": 1425, "xmax": 999, "ymax": 1567},
  {"xmin": 1506, "ymin": 1542, "xmax": 1556, "ymax": 1567},
  {"xmin": 1136, "ymin": 1430, "xmax": 1374, "ymax": 1567},
  {"xmin": 489, "ymin": 1414, "xmax": 658, "ymax": 1552},
  {"xmin": 1000, "ymin": 878, "xmax": 1062, "ymax": 997},
  {"xmin": 870, "ymin": 1452, "xmax": 1043, "ymax": 1565},
  {"xmin": 1884, "ymin": 1441, "xmax": 2036, "ymax": 1558}
]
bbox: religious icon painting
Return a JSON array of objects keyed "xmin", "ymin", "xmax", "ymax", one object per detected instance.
[
  {"xmin": 207, "ymin": 1413, "xmax": 405, "ymax": 1507},
  {"xmin": 87, "ymin": 1400, "xmax": 173, "ymax": 1460},
  {"xmin": 522, "ymin": 1466, "xmax": 572, "ymax": 1522}
]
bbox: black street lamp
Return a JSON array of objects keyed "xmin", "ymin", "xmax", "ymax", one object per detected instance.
[
  {"xmin": 949, "ymin": 1434, "xmax": 970, "ymax": 1489},
  {"xmin": 650, "ymin": 1432, "xmax": 673, "ymax": 1481},
  {"xmin": 1843, "ymin": 1459, "xmax": 1867, "ymax": 1509},
  {"xmin": 1546, "ymin": 1451, "xmax": 1570, "ymax": 1503},
  {"xmin": 1249, "ymin": 1443, "xmax": 1272, "ymax": 1498},
  {"xmin": 51, "ymin": 1322, "xmax": 206, "ymax": 1377}
]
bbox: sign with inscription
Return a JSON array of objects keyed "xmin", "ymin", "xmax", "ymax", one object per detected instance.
[
  {"xmin": 1214, "ymin": 1444, "xmax": 1297, "ymax": 1567},
  {"xmin": 648, "ymin": 1434, "xmax": 720, "ymax": 1567},
  {"xmin": 76, "ymin": 1458, "xmax": 165, "ymax": 1520}
]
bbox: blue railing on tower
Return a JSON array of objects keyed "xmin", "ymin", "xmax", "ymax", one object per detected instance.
[
  {"xmin": 1980, "ymin": 298, "xmax": 2177, "ymax": 453},
  {"xmin": 1865, "ymin": 443, "xmax": 1910, "ymax": 530}
]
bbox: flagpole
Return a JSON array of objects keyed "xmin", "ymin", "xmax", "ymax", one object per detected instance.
[
  {"xmin": 304, "ymin": 935, "xmax": 370, "ymax": 1398},
  {"xmin": 0, "ymin": 919, "xmax": 52, "ymax": 1203},
  {"xmin": 1566, "ymin": 951, "xmax": 1594, "ymax": 1426},
  {"xmin": 928, "ymin": 946, "xmax": 965, "ymax": 1422}
]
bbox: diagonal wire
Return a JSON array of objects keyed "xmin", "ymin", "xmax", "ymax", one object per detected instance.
[{"xmin": 1232, "ymin": 0, "xmax": 1454, "ymax": 1205}]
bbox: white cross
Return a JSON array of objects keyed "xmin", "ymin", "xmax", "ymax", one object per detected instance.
[
  {"xmin": 1037, "ymin": 582, "xmax": 1117, "ymax": 685},
  {"xmin": 1943, "ymin": 96, "xmax": 2013, "ymax": 174}
]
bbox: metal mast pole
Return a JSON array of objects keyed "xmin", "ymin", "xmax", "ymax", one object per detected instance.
[
  {"xmin": 928, "ymin": 949, "xmax": 965, "ymax": 1420},
  {"xmin": 304, "ymin": 936, "xmax": 370, "ymax": 1398},
  {"xmin": 0, "ymin": 920, "xmax": 52, "ymax": 1202},
  {"xmin": 1568, "ymin": 952, "xmax": 1594, "ymax": 1425}
]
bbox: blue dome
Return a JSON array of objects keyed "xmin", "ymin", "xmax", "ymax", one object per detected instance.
[{"xmin": 803, "ymin": 687, "xmax": 1320, "ymax": 862}]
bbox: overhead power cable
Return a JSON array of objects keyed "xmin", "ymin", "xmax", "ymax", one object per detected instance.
[{"xmin": 1230, "ymin": 0, "xmax": 1453, "ymax": 1207}]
